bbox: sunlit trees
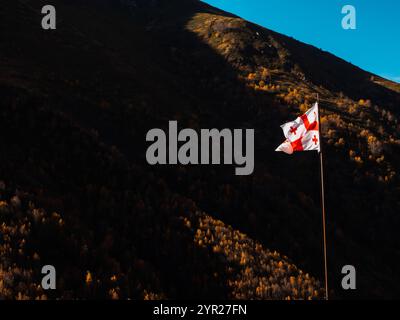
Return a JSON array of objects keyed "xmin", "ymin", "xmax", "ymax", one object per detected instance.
[{"xmin": 190, "ymin": 213, "xmax": 322, "ymax": 300}]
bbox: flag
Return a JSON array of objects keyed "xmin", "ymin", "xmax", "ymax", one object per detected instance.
[{"xmin": 276, "ymin": 102, "xmax": 320, "ymax": 154}]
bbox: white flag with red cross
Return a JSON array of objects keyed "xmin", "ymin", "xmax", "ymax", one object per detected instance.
[{"xmin": 275, "ymin": 102, "xmax": 320, "ymax": 154}]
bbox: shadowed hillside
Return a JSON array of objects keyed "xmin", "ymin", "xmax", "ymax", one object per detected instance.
[{"xmin": 1, "ymin": 0, "xmax": 399, "ymax": 299}]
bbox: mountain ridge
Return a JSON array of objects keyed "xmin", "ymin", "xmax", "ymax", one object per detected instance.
[{"xmin": 1, "ymin": 0, "xmax": 399, "ymax": 299}]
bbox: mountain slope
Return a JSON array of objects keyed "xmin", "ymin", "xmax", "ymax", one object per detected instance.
[{"xmin": 1, "ymin": 0, "xmax": 399, "ymax": 299}]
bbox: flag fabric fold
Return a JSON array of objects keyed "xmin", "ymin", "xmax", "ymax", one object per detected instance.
[{"xmin": 276, "ymin": 102, "xmax": 320, "ymax": 154}]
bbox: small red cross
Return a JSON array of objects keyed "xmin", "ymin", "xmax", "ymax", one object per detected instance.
[
  {"xmin": 290, "ymin": 126, "xmax": 297, "ymax": 135},
  {"xmin": 312, "ymin": 135, "xmax": 318, "ymax": 145}
]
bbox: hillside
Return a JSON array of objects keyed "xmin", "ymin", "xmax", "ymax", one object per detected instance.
[{"xmin": 1, "ymin": 0, "xmax": 400, "ymax": 299}]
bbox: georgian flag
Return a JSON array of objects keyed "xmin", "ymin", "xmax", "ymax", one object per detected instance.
[{"xmin": 276, "ymin": 103, "xmax": 320, "ymax": 154}]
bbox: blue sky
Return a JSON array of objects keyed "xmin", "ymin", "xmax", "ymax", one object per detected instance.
[{"xmin": 202, "ymin": 0, "xmax": 400, "ymax": 83}]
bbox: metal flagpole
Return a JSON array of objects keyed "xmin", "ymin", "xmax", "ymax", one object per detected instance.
[{"xmin": 317, "ymin": 93, "xmax": 329, "ymax": 300}]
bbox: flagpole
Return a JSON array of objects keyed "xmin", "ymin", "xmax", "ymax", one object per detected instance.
[{"xmin": 317, "ymin": 94, "xmax": 329, "ymax": 300}]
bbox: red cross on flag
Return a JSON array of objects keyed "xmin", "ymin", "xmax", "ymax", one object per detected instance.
[{"xmin": 276, "ymin": 102, "xmax": 320, "ymax": 154}]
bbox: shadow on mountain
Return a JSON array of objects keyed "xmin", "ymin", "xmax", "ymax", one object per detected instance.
[{"xmin": 1, "ymin": 0, "xmax": 399, "ymax": 299}]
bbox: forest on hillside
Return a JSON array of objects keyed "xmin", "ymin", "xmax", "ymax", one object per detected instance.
[{"xmin": 1, "ymin": 0, "xmax": 399, "ymax": 299}]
